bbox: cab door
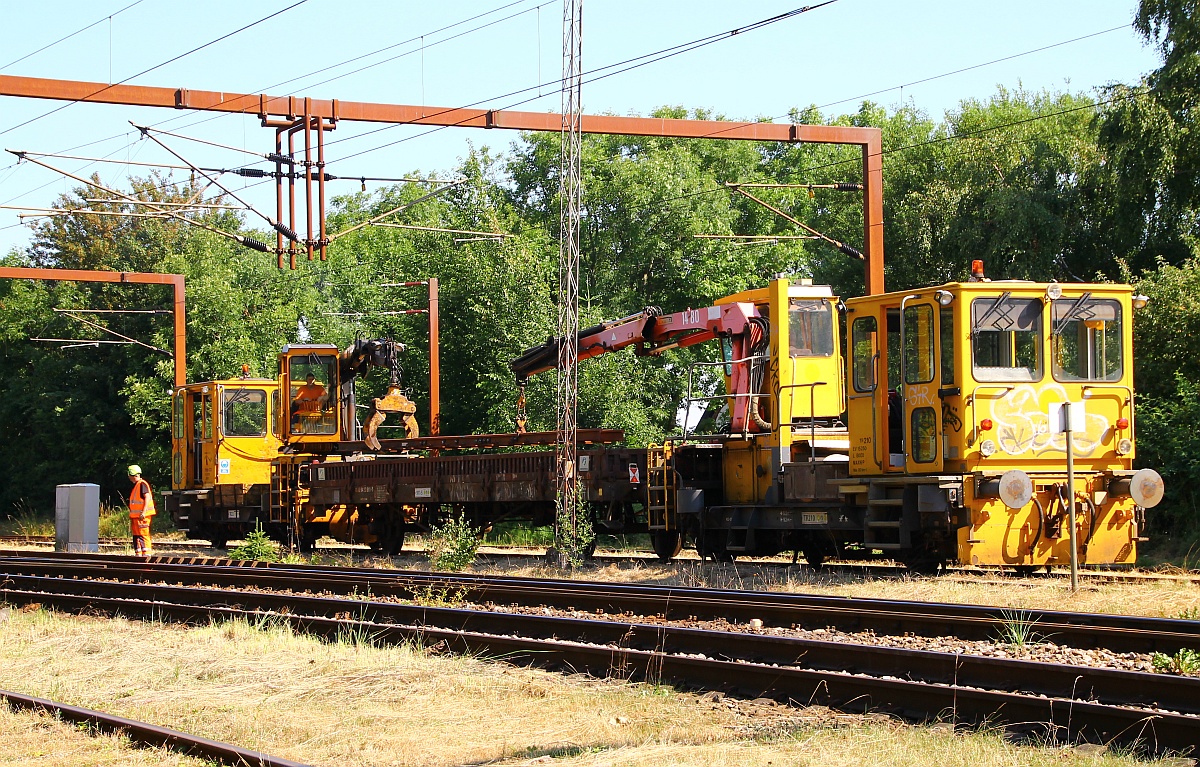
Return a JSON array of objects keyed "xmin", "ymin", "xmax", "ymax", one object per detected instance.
[
  {"xmin": 901, "ymin": 298, "xmax": 943, "ymax": 474},
  {"xmin": 192, "ymin": 389, "xmax": 214, "ymax": 484}
]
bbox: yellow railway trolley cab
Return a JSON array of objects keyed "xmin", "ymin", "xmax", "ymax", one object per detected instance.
[
  {"xmin": 280, "ymin": 344, "xmax": 342, "ymax": 443},
  {"xmin": 842, "ymin": 276, "xmax": 1162, "ymax": 569},
  {"xmin": 712, "ymin": 278, "xmax": 846, "ymax": 507},
  {"xmin": 165, "ymin": 375, "xmax": 283, "ymax": 546}
]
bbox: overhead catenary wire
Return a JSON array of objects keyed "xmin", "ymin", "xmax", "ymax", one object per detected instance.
[
  {"xmin": 372, "ymin": 222, "xmax": 514, "ymax": 238},
  {"xmin": 0, "ymin": 6, "xmax": 1145, "ymax": 258},
  {"xmin": 5, "ymin": 0, "xmax": 549, "ymax": 169},
  {"xmin": 729, "ymin": 184, "xmax": 863, "ymax": 259},
  {"xmin": 0, "ymin": 1, "xmax": 309, "ymax": 139},
  {"xmin": 327, "ymin": 178, "xmax": 468, "ymax": 242},
  {"xmin": 132, "ymin": 123, "xmax": 299, "ymax": 241},
  {"xmin": 0, "ymin": 9, "xmax": 1139, "ymax": 227},
  {"xmin": 327, "ymin": 1, "xmax": 843, "ymax": 162},
  {"xmin": 0, "ymin": 0, "xmax": 145, "ymax": 72},
  {"xmin": 636, "ymin": 85, "xmax": 1151, "ymax": 220},
  {"xmin": 56, "ymin": 310, "xmax": 171, "ymax": 356},
  {"xmin": 6, "ymin": 150, "xmax": 272, "ymax": 251}
]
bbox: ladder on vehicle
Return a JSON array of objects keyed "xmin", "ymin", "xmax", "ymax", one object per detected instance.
[
  {"xmin": 646, "ymin": 442, "xmax": 675, "ymax": 531},
  {"xmin": 267, "ymin": 459, "xmax": 297, "ymax": 526}
]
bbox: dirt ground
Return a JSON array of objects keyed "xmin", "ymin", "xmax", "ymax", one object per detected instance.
[{"xmin": 0, "ymin": 605, "xmax": 1192, "ymax": 767}]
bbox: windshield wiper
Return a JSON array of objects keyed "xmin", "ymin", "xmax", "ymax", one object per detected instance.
[
  {"xmin": 972, "ymin": 291, "xmax": 1013, "ymax": 333},
  {"xmin": 1051, "ymin": 292, "xmax": 1093, "ymax": 336}
]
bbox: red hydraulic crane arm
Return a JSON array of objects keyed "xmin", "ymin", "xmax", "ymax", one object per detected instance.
[{"xmin": 510, "ymin": 301, "xmax": 760, "ymax": 383}]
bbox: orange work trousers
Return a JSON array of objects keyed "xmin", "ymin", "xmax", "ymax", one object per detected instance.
[{"xmin": 130, "ymin": 515, "xmax": 153, "ymax": 555}]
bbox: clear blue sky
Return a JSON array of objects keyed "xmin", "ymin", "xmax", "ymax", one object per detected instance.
[{"xmin": 0, "ymin": 0, "xmax": 1161, "ymax": 255}]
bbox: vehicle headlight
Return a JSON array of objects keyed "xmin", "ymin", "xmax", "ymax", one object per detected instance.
[
  {"xmin": 980, "ymin": 439, "xmax": 997, "ymax": 457},
  {"xmin": 1116, "ymin": 438, "xmax": 1133, "ymax": 455}
]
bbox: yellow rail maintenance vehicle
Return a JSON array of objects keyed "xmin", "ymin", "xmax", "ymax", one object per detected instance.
[
  {"xmin": 164, "ymin": 339, "xmax": 415, "ymax": 550},
  {"xmin": 837, "ymin": 261, "xmax": 1164, "ymax": 570}
]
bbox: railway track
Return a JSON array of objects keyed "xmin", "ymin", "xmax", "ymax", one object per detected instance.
[
  {"xmin": 1, "ymin": 551, "xmax": 1198, "ymax": 752},
  {"xmin": 3, "ymin": 549, "xmax": 1196, "ymax": 653},
  {"xmin": 7, "ymin": 535, "xmax": 1194, "ymax": 586},
  {"xmin": 1, "ymin": 688, "xmax": 309, "ymax": 766}
]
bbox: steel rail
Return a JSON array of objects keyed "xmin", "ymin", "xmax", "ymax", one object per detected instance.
[
  {"xmin": 1, "ymin": 576, "xmax": 1197, "ymax": 753},
  {"xmin": 3, "ymin": 553, "xmax": 1197, "ymax": 654},
  {"xmin": 0, "ymin": 536, "xmax": 211, "ymax": 547},
  {"xmin": 4, "ymin": 572, "xmax": 1200, "ymax": 715},
  {"xmin": 8, "ymin": 541, "xmax": 1191, "ymax": 587},
  {"xmin": 0, "ymin": 688, "xmax": 310, "ymax": 766}
]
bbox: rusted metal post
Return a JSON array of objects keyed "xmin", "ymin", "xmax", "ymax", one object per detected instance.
[
  {"xmin": 317, "ymin": 116, "xmax": 327, "ymax": 261},
  {"xmin": 274, "ymin": 127, "xmax": 285, "ymax": 270},
  {"xmin": 428, "ymin": 277, "xmax": 440, "ymax": 436},
  {"xmin": 287, "ymin": 123, "xmax": 297, "ymax": 269},
  {"xmin": 303, "ymin": 98, "xmax": 314, "ymax": 261},
  {"xmin": 0, "ymin": 268, "xmax": 186, "ymax": 387}
]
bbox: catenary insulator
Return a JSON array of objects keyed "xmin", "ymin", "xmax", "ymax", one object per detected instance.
[
  {"xmin": 232, "ymin": 168, "xmax": 268, "ymax": 178},
  {"xmin": 266, "ymin": 153, "xmax": 294, "ymax": 165},
  {"xmin": 834, "ymin": 183, "xmax": 863, "ymax": 192},
  {"xmin": 237, "ymin": 236, "xmax": 270, "ymax": 252},
  {"xmin": 273, "ymin": 222, "xmax": 301, "ymax": 242},
  {"xmin": 838, "ymin": 243, "xmax": 864, "ymax": 260}
]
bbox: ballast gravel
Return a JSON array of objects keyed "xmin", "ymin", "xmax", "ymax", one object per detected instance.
[{"xmin": 483, "ymin": 602, "xmax": 1167, "ymax": 675}]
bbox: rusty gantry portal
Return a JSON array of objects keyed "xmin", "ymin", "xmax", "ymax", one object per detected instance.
[{"xmin": 0, "ymin": 74, "xmax": 886, "ymax": 293}]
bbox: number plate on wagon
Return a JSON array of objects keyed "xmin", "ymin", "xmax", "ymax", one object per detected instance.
[{"xmin": 801, "ymin": 512, "xmax": 828, "ymax": 525}]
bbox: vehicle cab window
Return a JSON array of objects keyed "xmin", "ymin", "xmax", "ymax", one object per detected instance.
[
  {"xmin": 289, "ymin": 355, "xmax": 337, "ymax": 435},
  {"xmin": 971, "ymin": 294, "xmax": 1043, "ymax": 382},
  {"xmin": 223, "ymin": 388, "xmax": 268, "ymax": 437},
  {"xmin": 788, "ymin": 298, "xmax": 834, "ymax": 357},
  {"xmin": 1051, "ymin": 296, "xmax": 1123, "ymax": 382}
]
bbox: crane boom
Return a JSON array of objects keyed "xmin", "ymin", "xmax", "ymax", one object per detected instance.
[
  {"xmin": 511, "ymin": 301, "xmax": 762, "ymax": 383},
  {"xmin": 510, "ymin": 300, "xmax": 769, "ymax": 433}
]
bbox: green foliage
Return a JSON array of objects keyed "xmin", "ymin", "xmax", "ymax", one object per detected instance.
[
  {"xmin": 553, "ymin": 494, "xmax": 595, "ymax": 568},
  {"xmin": 411, "ymin": 584, "xmax": 469, "ymax": 607},
  {"xmin": 427, "ymin": 512, "xmax": 479, "ymax": 572},
  {"xmin": 228, "ymin": 523, "xmax": 279, "ymax": 562},
  {"xmin": 1125, "ymin": 256, "xmax": 1200, "ymax": 534},
  {"xmin": 995, "ymin": 609, "xmax": 1044, "ymax": 648},
  {"xmin": 1152, "ymin": 648, "xmax": 1200, "ymax": 675}
]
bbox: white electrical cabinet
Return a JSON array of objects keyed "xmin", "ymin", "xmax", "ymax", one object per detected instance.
[{"xmin": 55, "ymin": 483, "xmax": 100, "ymax": 552}]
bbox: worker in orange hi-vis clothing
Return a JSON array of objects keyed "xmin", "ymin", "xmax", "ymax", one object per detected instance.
[{"xmin": 127, "ymin": 465, "xmax": 156, "ymax": 557}]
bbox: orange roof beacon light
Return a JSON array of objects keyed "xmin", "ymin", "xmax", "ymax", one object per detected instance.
[{"xmin": 969, "ymin": 260, "xmax": 987, "ymax": 282}]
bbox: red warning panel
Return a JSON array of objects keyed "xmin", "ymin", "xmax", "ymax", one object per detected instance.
[{"xmin": 628, "ymin": 464, "xmax": 640, "ymax": 484}]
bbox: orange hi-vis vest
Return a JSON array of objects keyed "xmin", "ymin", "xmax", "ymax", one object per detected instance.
[{"xmin": 129, "ymin": 478, "xmax": 156, "ymax": 518}]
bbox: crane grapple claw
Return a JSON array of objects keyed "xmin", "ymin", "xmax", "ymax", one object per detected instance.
[{"xmin": 363, "ymin": 384, "xmax": 419, "ymax": 450}]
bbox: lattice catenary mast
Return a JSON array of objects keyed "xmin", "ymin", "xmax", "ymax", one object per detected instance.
[{"xmin": 556, "ymin": 0, "xmax": 584, "ymax": 555}]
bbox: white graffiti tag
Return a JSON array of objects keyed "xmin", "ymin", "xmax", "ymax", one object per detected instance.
[{"xmin": 985, "ymin": 385, "xmax": 1108, "ymax": 457}]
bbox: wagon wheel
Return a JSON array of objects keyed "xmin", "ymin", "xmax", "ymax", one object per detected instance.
[
  {"xmin": 801, "ymin": 547, "xmax": 826, "ymax": 569},
  {"xmin": 652, "ymin": 530, "xmax": 683, "ymax": 562}
]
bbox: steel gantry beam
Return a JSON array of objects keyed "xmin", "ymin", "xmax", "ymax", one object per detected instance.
[
  {"xmin": 0, "ymin": 74, "xmax": 885, "ymax": 293},
  {"xmin": 0, "ymin": 267, "xmax": 186, "ymax": 386}
]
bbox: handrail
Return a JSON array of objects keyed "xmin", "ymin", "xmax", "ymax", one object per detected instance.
[
  {"xmin": 897, "ymin": 294, "xmax": 920, "ymax": 472},
  {"xmin": 682, "ymin": 353, "xmax": 769, "ymax": 438},
  {"xmin": 778, "ymin": 381, "xmax": 828, "ymax": 462},
  {"xmin": 967, "ymin": 385, "xmax": 1015, "ymax": 446}
]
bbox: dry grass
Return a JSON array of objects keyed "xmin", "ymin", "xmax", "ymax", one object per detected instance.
[
  {"xmin": 0, "ymin": 706, "xmax": 210, "ymax": 766},
  {"xmin": 0, "ymin": 605, "xmax": 1186, "ymax": 767}
]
